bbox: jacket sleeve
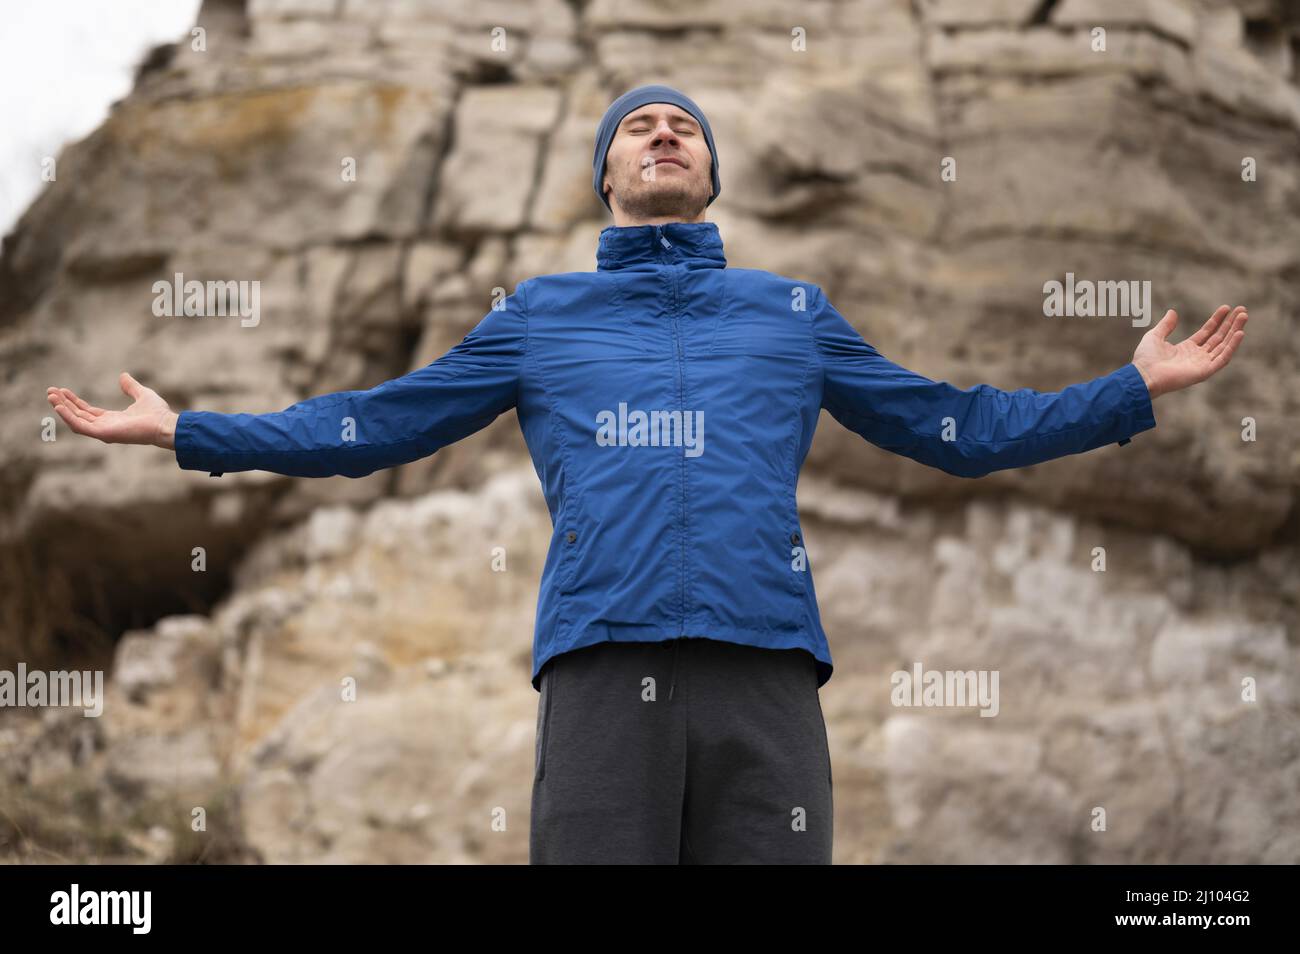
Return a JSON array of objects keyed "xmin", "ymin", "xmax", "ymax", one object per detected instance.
[
  {"xmin": 810, "ymin": 286, "xmax": 1156, "ymax": 479},
  {"xmin": 174, "ymin": 285, "xmax": 528, "ymax": 478}
]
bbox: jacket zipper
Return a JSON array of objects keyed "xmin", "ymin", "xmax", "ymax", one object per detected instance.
[{"xmin": 657, "ymin": 225, "xmax": 689, "ymax": 638}]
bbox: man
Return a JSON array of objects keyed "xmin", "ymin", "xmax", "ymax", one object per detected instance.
[{"xmin": 47, "ymin": 84, "xmax": 1247, "ymax": 865}]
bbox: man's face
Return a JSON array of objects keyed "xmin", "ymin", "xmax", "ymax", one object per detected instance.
[{"xmin": 602, "ymin": 103, "xmax": 713, "ymax": 222}]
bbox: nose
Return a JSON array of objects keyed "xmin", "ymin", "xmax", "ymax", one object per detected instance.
[{"xmin": 648, "ymin": 119, "xmax": 680, "ymax": 150}]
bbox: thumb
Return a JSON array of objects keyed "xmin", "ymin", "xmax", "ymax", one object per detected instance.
[
  {"xmin": 1150, "ymin": 308, "xmax": 1178, "ymax": 340},
  {"xmin": 120, "ymin": 371, "xmax": 142, "ymax": 400}
]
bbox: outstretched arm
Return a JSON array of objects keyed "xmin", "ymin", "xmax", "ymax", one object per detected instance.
[
  {"xmin": 811, "ymin": 289, "xmax": 1246, "ymax": 479},
  {"xmin": 47, "ymin": 287, "xmax": 528, "ymax": 479}
]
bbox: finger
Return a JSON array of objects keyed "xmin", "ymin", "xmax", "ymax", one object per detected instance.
[
  {"xmin": 1208, "ymin": 309, "xmax": 1247, "ymax": 355},
  {"xmin": 47, "ymin": 391, "xmax": 81, "ymax": 421},
  {"xmin": 1207, "ymin": 315, "xmax": 1244, "ymax": 363},
  {"xmin": 50, "ymin": 400, "xmax": 91, "ymax": 435},
  {"xmin": 55, "ymin": 387, "xmax": 101, "ymax": 417},
  {"xmin": 1202, "ymin": 306, "xmax": 1244, "ymax": 351},
  {"xmin": 68, "ymin": 404, "xmax": 97, "ymax": 425},
  {"xmin": 1189, "ymin": 305, "xmax": 1231, "ymax": 346},
  {"xmin": 120, "ymin": 371, "xmax": 142, "ymax": 400},
  {"xmin": 64, "ymin": 388, "xmax": 107, "ymax": 417},
  {"xmin": 1208, "ymin": 330, "xmax": 1245, "ymax": 371},
  {"xmin": 1150, "ymin": 308, "xmax": 1178, "ymax": 340},
  {"xmin": 1209, "ymin": 314, "xmax": 1247, "ymax": 363},
  {"xmin": 51, "ymin": 389, "xmax": 97, "ymax": 423},
  {"xmin": 1197, "ymin": 304, "xmax": 1240, "ymax": 349},
  {"xmin": 1196, "ymin": 308, "xmax": 1227, "ymax": 353}
]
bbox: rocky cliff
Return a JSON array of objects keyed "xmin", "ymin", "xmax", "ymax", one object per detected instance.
[{"xmin": 0, "ymin": 0, "xmax": 1296, "ymax": 863}]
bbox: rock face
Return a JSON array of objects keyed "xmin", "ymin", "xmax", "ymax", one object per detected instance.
[{"xmin": 0, "ymin": 0, "xmax": 1297, "ymax": 863}]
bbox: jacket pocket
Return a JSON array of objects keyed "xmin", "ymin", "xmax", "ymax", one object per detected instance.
[{"xmin": 535, "ymin": 656, "xmax": 558, "ymax": 782}]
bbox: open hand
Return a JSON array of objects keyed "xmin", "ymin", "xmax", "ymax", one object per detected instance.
[
  {"xmin": 46, "ymin": 372, "xmax": 177, "ymax": 448},
  {"xmin": 1132, "ymin": 305, "xmax": 1248, "ymax": 400}
]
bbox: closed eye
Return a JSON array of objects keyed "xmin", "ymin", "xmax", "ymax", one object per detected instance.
[{"xmin": 628, "ymin": 126, "xmax": 696, "ymax": 135}]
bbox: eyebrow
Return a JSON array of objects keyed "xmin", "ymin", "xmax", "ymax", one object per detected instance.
[{"xmin": 620, "ymin": 111, "xmax": 700, "ymax": 130}]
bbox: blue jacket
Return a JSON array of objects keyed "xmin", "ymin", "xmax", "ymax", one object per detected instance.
[{"xmin": 175, "ymin": 221, "xmax": 1157, "ymax": 691}]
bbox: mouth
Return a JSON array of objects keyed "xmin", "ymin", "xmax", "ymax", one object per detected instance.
[{"xmin": 653, "ymin": 157, "xmax": 686, "ymax": 168}]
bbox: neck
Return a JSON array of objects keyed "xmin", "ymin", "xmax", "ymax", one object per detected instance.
[{"xmin": 607, "ymin": 193, "xmax": 709, "ymax": 227}]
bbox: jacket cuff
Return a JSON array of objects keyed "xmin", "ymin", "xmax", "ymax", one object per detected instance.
[
  {"xmin": 1114, "ymin": 362, "xmax": 1156, "ymax": 446},
  {"xmin": 174, "ymin": 410, "xmax": 225, "ymax": 477}
]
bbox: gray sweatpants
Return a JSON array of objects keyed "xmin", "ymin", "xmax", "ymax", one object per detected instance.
[{"xmin": 529, "ymin": 636, "xmax": 834, "ymax": 864}]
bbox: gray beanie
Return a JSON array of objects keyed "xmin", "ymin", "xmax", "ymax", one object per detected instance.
[{"xmin": 592, "ymin": 84, "xmax": 721, "ymax": 211}]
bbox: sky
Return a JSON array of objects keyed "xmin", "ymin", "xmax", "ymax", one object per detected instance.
[{"xmin": 0, "ymin": 0, "xmax": 202, "ymax": 237}]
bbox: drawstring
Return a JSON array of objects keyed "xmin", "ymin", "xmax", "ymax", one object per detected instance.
[{"xmin": 669, "ymin": 637, "xmax": 681, "ymax": 701}]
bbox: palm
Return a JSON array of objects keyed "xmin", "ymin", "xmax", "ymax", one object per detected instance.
[
  {"xmin": 46, "ymin": 372, "xmax": 171, "ymax": 446},
  {"xmin": 1132, "ymin": 305, "xmax": 1247, "ymax": 398}
]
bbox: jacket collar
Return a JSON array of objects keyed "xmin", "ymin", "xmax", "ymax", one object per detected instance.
[{"xmin": 596, "ymin": 221, "xmax": 728, "ymax": 271}]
